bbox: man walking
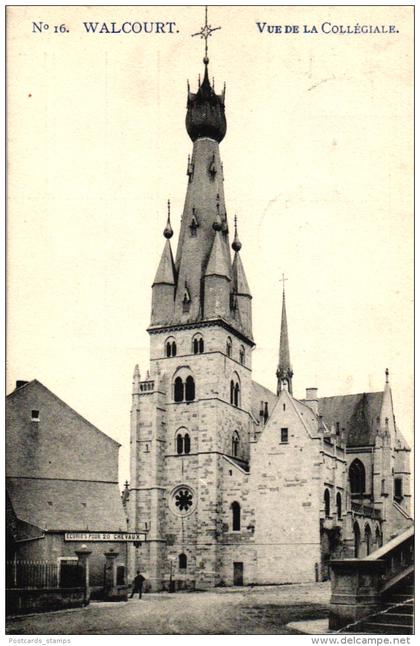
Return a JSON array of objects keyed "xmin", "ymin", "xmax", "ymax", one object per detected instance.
[{"xmin": 130, "ymin": 571, "xmax": 145, "ymax": 599}]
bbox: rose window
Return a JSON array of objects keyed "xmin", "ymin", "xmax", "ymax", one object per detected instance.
[
  {"xmin": 169, "ymin": 485, "xmax": 196, "ymax": 517},
  {"xmin": 175, "ymin": 488, "xmax": 193, "ymax": 512}
]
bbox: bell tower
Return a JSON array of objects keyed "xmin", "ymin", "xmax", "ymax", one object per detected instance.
[{"xmin": 129, "ymin": 8, "xmax": 255, "ymax": 590}]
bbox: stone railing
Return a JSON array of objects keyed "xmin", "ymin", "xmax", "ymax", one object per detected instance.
[
  {"xmin": 351, "ymin": 501, "xmax": 381, "ymax": 520},
  {"xmin": 139, "ymin": 380, "xmax": 154, "ymax": 393},
  {"xmin": 329, "ymin": 525, "xmax": 414, "ymax": 630}
]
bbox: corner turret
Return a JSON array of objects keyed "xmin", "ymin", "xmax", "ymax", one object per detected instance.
[{"xmin": 151, "ymin": 202, "xmax": 176, "ymax": 326}]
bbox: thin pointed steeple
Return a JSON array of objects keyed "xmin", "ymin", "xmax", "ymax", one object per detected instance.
[
  {"xmin": 379, "ymin": 368, "xmax": 396, "ymax": 437},
  {"xmin": 276, "ymin": 279, "xmax": 293, "ymax": 395}
]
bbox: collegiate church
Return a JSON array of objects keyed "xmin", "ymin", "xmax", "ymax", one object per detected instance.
[{"xmin": 127, "ymin": 31, "xmax": 412, "ymax": 591}]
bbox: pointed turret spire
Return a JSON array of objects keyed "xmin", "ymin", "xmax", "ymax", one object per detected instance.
[
  {"xmin": 276, "ymin": 277, "xmax": 293, "ymax": 395},
  {"xmin": 151, "ymin": 205, "xmax": 177, "ymax": 325},
  {"xmin": 379, "ymin": 368, "xmax": 396, "ymax": 437},
  {"xmin": 153, "ymin": 240, "xmax": 175, "ymax": 286},
  {"xmin": 132, "ymin": 364, "xmax": 141, "ymax": 394},
  {"xmin": 205, "ymin": 230, "xmax": 231, "ymax": 279},
  {"xmin": 230, "ymin": 215, "xmax": 252, "ymax": 337}
]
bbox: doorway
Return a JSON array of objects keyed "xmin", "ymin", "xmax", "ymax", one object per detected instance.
[{"xmin": 233, "ymin": 562, "xmax": 243, "ymax": 586}]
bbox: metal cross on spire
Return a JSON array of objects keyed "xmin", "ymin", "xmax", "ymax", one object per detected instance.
[
  {"xmin": 280, "ymin": 273, "xmax": 288, "ymax": 294},
  {"xmin": 191, "ymin": 6, "xmax": 221, "ymax": 63}
]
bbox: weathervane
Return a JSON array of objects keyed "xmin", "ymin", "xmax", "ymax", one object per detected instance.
[{"xmin": 191, "ymin": 6, "xmax": 221, "ymax": 64}]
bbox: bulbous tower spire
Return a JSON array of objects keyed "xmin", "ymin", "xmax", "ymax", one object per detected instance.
[
  {"xmin": 187, "ymin": 7, "xmax": 226, "ymax": 143},
  {"xmin": 186, "ymin": 64, "xmax": 226, "ymax": 143}
]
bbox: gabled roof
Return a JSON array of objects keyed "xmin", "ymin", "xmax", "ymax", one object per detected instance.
[
  {"xmin": 7, "ymin": 380, "xmax": 120, "ymax": 447},
  {"xmin": 317, "ymin": 392, "xmax": 383, "ymax": 447},
  {"xmin": 7, "ymin": 477, "xmax": 127, "ymax": 532},
  {"xmin": 291, "ymin": 396, "xmax": 320, "ymax": 437}
]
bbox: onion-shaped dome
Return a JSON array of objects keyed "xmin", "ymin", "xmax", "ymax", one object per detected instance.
[
  {"xmin": 186, "ymin": 64, "xmax": 226, "ymax": 143},
  {"xmin": 232, "ymin": 215, "xmax": 242, "ymax": 251}
]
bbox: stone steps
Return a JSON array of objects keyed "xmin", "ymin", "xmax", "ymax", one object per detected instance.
[
  {"xmin": 357, "ymin": 597, "xmax": 414, "ymax": 635},
  {"xmin": 362, "ymin": 622, "xmax": 413, "ymax": 635}
]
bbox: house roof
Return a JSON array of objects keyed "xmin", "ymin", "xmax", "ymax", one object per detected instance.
[
  {"xmin": 7, "ymin": 380, "xmax": 120, "ymax": 447},
  {"xmin": 317, "ymin": 392, "xmax": 383, "ymax": 447},
  {"xmin": 291, "ymin": 397, "xmax": 321, "ymax": 436},
  {"xmin": 7, "ymin": 477, "xmax": 127, "ymax": 532}
]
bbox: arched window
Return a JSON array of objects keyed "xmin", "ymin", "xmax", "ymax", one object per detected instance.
[
  {"xmin": 230, "ymin": 380, "xmax": 234, "ymax": 405},
  {"xmin": 165, "ymin": 338, "xmax": 177, "ymax": 357},
  {"xmin": 239, "ymin": 345, "xmax": 245, "ymax": 365},
  {"xmin": 179, "ymin": 553, "xmax": 187, "ymax": 570},
  {"xmin": 232, "ymin": 432, "xmax": 240, "ymax": 457},
  {"xmin": 174, "ymin": 377, "xmax": 184, "ymax": 402},
  {"xmin": 234, "ymin": 383, "xmax": 240, "ymax": 407},
  {"xmin": 354, "ymin": 522, "xmax": 361, "ymax": 557},
  {"xmin": 232, "ymin": 501, "xmax": 241, "ymax": 531},
  {"xmin": 336, "ymin": 492, "xmax": 342, "ymax": 520},
  {"xmin": 365, "ymin": 524, "xmax": 372, "ymax": 556},
  {"xmin": 185, "ymin": 376, "xmax": 195, "ymax": 402},
  {"xmin": 375, "ymin": 526, "xmax": 382, "ymax": 548},
  {"xmin": 324, "ymin": 489, "xmax": 330, "ymax": 518},
  {"xmin": 349, "ymin": 459, "xmax": 366, "ymax": 495},
  {"xmin": 174, "ymin": 370, "xmax": 196, "ymax": 403},
  {"xmin": 176, "ymin": 434, "xmax": 184, "ymax": 455},
  {"xmin": 226, "ymin": 337, "xmax": 232, "ymax": 358},
  {"xmin": 175, "ymin": 430, "xmax": 191, "ymax": 455},
  {"xmin": 193, "ymin": 335, "xmax": 204, "ymax": 355}
]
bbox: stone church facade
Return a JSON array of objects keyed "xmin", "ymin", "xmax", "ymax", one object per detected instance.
[{"xmin": 127, "ymin": 51, "xmax": 412, "ymax": 591}]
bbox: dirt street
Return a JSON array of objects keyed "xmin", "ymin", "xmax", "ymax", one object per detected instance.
[{"xmin": 6, "ymin": 582, "xmax": 331, "ymax": 635}]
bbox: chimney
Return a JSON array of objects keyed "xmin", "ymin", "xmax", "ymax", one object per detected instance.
[
  {"xmin": 305, "ymin": 387, "xmax": 319, "ymax": 414},
  {"xmin": 15, "ymin": 380, "xmax": 29, "ymax": 390}
]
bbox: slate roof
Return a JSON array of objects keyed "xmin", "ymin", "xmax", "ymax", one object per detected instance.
[
  {"xmin": 152, "ymin": 239, "xmax": 176, "ymax": 286},
  {"xmin": 7, "ymin": 477, "xmax": 127, "ymax": 532},
  {"xmin": 232, "ymin": 252, "xmax": 251, "ymax": 296},
  {"xmin": 317, "ymin": 392, "xmax": 383, "ymax": 447},
  {"xmin": 291, "ymin": 397, "xmax": 321, "ymax": 436},
  {"xmin": 205, "ymin": 230, "xmax": 231, "ymax": 279}
]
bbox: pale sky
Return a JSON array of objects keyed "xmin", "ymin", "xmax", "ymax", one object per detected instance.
[{"xmin": 7, "ymin": 6, "xmax": 413, "ymax": 486}]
